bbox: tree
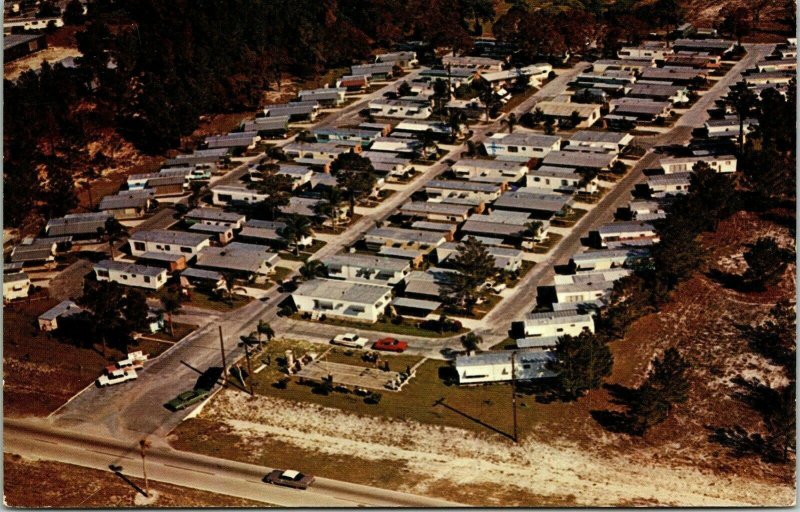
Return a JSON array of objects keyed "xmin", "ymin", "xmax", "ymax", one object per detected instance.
[
  {"xmin": 251, "ymin": 173, "xmax": 293, "ymax": 220},
  {"xmin": 644, "ymin": 348, "xmax": 690, "ymax": 405},
  {"xmin": 160, "ymin": 290, "xmax": 182, "ymax": 337},
  {"xmin": 63, "ymin": 0, "xmax": 85, "ymax": 25},
  {"xmin": 432, "ymin": 78, "xmax": 451, "ymax": 119},
  {"xmin": 44, "ymin": 165, "xmax": 78, "ymax": 218},
  {"xmin": 718, "ymin": 6, "xmax": 751, "ymax": 46},
  {"xmin": 439, "ymin": 237, "xmax": 497, "ymax": 315},
  {"xmin": 523, "ymin": 220, "xmax": 543, "ymax": 248},
  {"xmin": 746, "ymin": 300, "xmax": 796, "ymax": 374},
  {"xmin": 543, "ymin": 117, "xmax": 556, "ymax": 135},
  {"xmin": 687, "ymin": 162, "xmax": 738, "ymax": 231},
  {"xmin": 568, "ymin": 110, "xmax": 582, "ymax": 130},
  {"xmin": 257, "ymin": 319, "xmax": 275, "ymax": 347},
  {"xmin": 548, "ymin": 330, "xmax": 613, "ymax": 400},
  {"xmin": 628, "ymin": 384, "xmax": 671, "ymax": 435},
  {"xmin": 280, "ymin": 214, "xmax": 313, "ymax": 255},
  {"xmin": 100, "ymin": 217, "xmax": 128, "ymax": 262},
  {"xmin": 501, "ymin": 112, "xmax": 517, "ymax": 133},
  {"xmin": 728, "ymin": 81, "xmax": 757, "ymax": 149},
  {"xmin": 397, "ymin": 81, "xmax": 412, "ymax": 97},
  {"xmin": 531, "ymin": 107, "xmax": 545, "ymax": 125},
  {"xmin": 650, "ymin": 224, "xmax": 705, "ymax": 288},
  {"xmin": 36, "ymin": 0, "xmax": 61, "ymax": 18},
  {"xmin": 78, "ymin": 281, "xmax": 132, "ymax": 358},
  {"xmin": 313, "ymin": 187, "xmax": 346, "ymax": 231},
  {"xmin": 299, "ymin": 260, "xmax": 327, "ymax": 281},
  {"xmin": 743, "ymin": 237, "xmax": 793, "ymax": 289},
  {"xmin": 337, "ymin": 169, "xmax": 376, "ymax": 217},
  {"xmin": 460, "ymin": 332, "xmax": 482, "ymax": 355}
]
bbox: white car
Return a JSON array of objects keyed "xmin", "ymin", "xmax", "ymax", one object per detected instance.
[
  {"xmin": 331, "ymin": 333, "xmax": 369, "ymax": 348},
  {"xmin": 96, "ymin": 367, "xmax": 138, "ymax": 387}
]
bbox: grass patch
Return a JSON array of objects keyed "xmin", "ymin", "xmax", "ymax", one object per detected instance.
[
  {"xmin": 532, "ymin": 233, "xmax": 564, "ymax": 254},
  {"xmin": 445, "ymin": 293, "xmax": 503, "ymax": 320},
  {"xmin": 500, "ymin": 86, "xmax": 537, "ymax": 113},
  {"xmin": 551, "ymin": 208, "xmax": 587, "ymax": 227},
  {"xmin": 187, "ymin": 290, "xmax": 252, "ymax": 312},
  {"xmin": 490, "ymin": 337, "xmax": 517, "ymax": 350},
  {"xmin": 322, "ymin": 346, "xmax": 424, "ymax": 371},
  {"xmin": 246, "ymin": 350, "xmax": 547, "ymax": 438},
  {"xmin": 272, "ymin": 266, "xmax": 293, "ymax": 283},
  {"xmin": 504, "ymin": 261, "xmax": 535, "ymax": 288},
  {"xmin": 291, "ymin": 314, "xmax": 467, "ymax": 338},
  {"xmin": 279, "ymin": 239, "xmax": 328, "ymax": 261},
  {"xmin": 143, "ymin": 322, "xmax": 198, "ymax": 343}
]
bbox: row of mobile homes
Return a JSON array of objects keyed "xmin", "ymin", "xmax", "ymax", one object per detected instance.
[
  {"xmin": 425, "ymin": 179, "xmax": 504, "ymax": 203},
  {"xmin": 351, "ymin": 62, "xmax": 395, "ymax": 79},
  {"xmin": 534, "ymin": 101, "xmax": 602, "ymax": 128},
  {"xmin": 45, "ymin": 212, "xmax": 112, "ymax": 239},
  {"xmin": 628, "ymin": 83, "xmax": 690, "ymax": 104},
  {"xmin": 399, "ymin": 201, "xmax": 472, "ymax": 223},
  {"xmin": 129, "ymin": 230, "xmax": 211, "ymax": 259},
  {"xmin": 368, "ymin": 98, "xmax": 433, "ymax": 119},
  {"xmin": 493, "ymin": 188, "xmax": 573, "ymax": 219},
  {"xmin": 262, "ymin": 101, "xmax": 320, "ymax": 121},
  {"xmin": 569, "ymin": 248, "xmax": 649, "ymax": 272},
  {"xmin": 312, "ymin": 127, "xmax": 382, "ymax": 144},
  {"xmin": 240, "ymin": 116, "xmax": 290, "ymax": 137},
  {"xmin": 594, "ymin": 221, "xmax": 659, "ymax": 249},
  {"xmin": 205, "ymin": 132, "xmax": 261, "ymax": 151},
  {"xmin": 526, "ymin": 166, "xmax": 594, "ymax": 194},
  {"xmin": 298, "ymin": 87, "xmax": 347, "ymax": 106}
]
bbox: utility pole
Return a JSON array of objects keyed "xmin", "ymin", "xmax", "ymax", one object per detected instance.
[
  {"xmin": 139, "ymin": 438, "xmax": 151, "ymax": 498},
  {"xmin": 511, "ymin": 350, "xmax": 518, "ymax": 443},
  {"xmin": 243, "ymin": 340, "xmax": 254, "ymax": 396},
  {"xmin": 218, "ymin": 326, "xmax": 227, "ymax": 387}
]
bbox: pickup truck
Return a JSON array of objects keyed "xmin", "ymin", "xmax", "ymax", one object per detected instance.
[
  {"xmin": 165, "ymin": 389, "xmax": 210, "ymax": 411},
  {"xmin": 331, "ymin": 333, "xmax": 369, "ymax": 348},
  {"xmin": 96, "ymin": 367, "xmax": 138, "ymax": 387}
]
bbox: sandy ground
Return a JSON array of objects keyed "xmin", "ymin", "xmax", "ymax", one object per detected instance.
[
  {"xmin": 4, "ymin": 46, "xmax": 82, "ymax": 81},
  {"xmin": 194, "ymin": 391, "xmax": 795, "ymax": 506}
]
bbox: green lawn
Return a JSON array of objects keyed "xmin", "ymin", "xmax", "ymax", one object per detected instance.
[
  {"xmin": 144, "ymin": 321, "xmax": 198, "ymax": 343},
  {"xmin": 245, "ymin": 341, "xmax": 547, "ymax": 439},
  {"xmin": 551, "ymin": 208, "xmax": 588, "ymax": 228},
  {"xmin": 187, "ymin": 290, "xmax": 252, "ymax": 312}
]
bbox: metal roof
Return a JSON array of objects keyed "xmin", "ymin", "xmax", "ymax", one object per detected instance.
[
  {"xmin": 366, "ymin": 227, "xmax": 445, "ymax": 245},
  {"xmin": 196, "ymin": 244, "xmax": 278, "ymax": 273},
  {"xmin": 294, "ymin": 278, "xmax": 392, "ymax": 304},
  {"xmin": 542, "ymin": 150, "xmax": 617, "ymax": 169},
  {"xmin": 391, "ymin": 297, "xmax": 441, "ymax": 311},
  {"xmin": 426, "ymin": 179, "xmax": 500, "ymax": 193},
  {"xmin": 494, "ymin": 189, "xmax": 572, "ymax": 212},
  {"xmin": 45, "ymin": 212, "xmax": 111, "ymax": 236},
  {"xmin": 186, "ymin": 208, "xmax": 245, "ymax": 223},
  {"xmin": 322, "ymin": 253, "xmax": 410, "ymax": 272},
  {"xmin": 39, "ymin": 300, "xmax": 84, "ymax": 321},
  {"xmin": 524, "ymin": 309, "xmax": 594, "ymax": 325},
  {"xmin": 95, "ymin": 259, "xmax": 166, "ymax": 277},
  {"xmin": 181, "ymin": 267, "xmax": 224, "ymax": 281},
  {"xmin": 130, "ymin": 229, "xmax": 210, "ymax": 246}
]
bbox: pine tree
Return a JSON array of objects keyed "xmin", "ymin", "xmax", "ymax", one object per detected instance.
[
  {"xmin": 549, "ymin": 330, "xmax": 613, "ymax": 400},
  {"xmin": 743, "ymin": 237, "xmax": 794, "ymax": 289},
  {"xmin": 644, "ymin": 348, "xmax": 690, "ymax": 406},
  {"xmin": 439, "ymin": 237, "xmax": 497, "ymax": 315}
]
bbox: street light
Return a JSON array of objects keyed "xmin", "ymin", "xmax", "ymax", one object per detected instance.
[{"xmin": 139, "ymin": 438, "xmax": 152, "ymax": 498}]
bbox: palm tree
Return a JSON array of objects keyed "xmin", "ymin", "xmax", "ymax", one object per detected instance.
[
  {"xmin": 299, "ymin": 260, "xmax": 327, "ymax": 281},
  {"xmin": 523, "ymin": 220, "xmax": 544, "ymax": 248},
  {"xmin": 100, "ymin": 217, "xmax": 128, "ymax": 261},
  {"xmin": 281, "ymin": 214, "xmax": 313, "ymax": 255},
  {"xmin": 448, "ymin": 110, "xmax": 467, "ymax": 140},
  {"xmin": 160, "ymin": 290, "xmax": 182, "ymax": 337},
  {"xmin": 418, "ymin": 129, "xmax": 439, "ymax": 158},
  {"xmin": 257, "ymin": 319, "xmax": 275, "ymax": 347},
  {"xmin": 501, "ymin": 112, "xmax": 518, "ymax": 133},
  {"xmin": 460, "ymin": 332, "xmax": 482, "ymax": 355},
  {"xmin": 728, "ymin": 80, "xmax": 757, "ymax": 150}
]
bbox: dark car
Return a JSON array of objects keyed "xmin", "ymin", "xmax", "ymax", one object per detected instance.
[
  {"xmin": 372, "ymin": 337, "xmax": 408, "ymax": 353},
  {"xmin": 263, "ymin": 469, "xmax": 315, "ymax": 490},
  {"xmin": 165, "ymin": 389, "xmax": 209, "ymax": 411}
]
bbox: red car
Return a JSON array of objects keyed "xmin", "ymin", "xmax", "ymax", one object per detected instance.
[{"xmin": 372, "ymin": 337, "xmax": 408, "ymax": 352}]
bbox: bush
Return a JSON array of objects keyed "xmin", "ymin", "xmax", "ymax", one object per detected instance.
[{"xmin": 365, "ymin": 392, "xmax": 382, "ymax": 404}]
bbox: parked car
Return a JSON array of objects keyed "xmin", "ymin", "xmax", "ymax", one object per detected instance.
[
  {"xmin": 491, "ymin": 282, "xmax": 507, "ymax": 294},
  {"xmin": 331, "ymin": 332, "xmax": 369, "ymax": 348},
  {"xmin": 165, "ymin": 389, "xmax": 210, "ymax": 411},
  {"xmin": 96, "ymin": 367, "xmax": 138, "ymax": 387},
  {"xmin": 263, "ymin": 469, "xmax": 315, "ymax": 490},
  {"xmin": 373, "ymin": 337, "xmax": 408, "ymax": 353}
]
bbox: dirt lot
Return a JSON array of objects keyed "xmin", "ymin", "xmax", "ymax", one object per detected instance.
[
  {"xmin": 3, "ymin": 296, "xmax": 182, "ymax": 417},
  {"xmin": 3, "ymin": 453, "xmax": 263, "ymax": 508},
  {"xmin": 171, "ymin": 210, "xmax": 795, "ymax": 506}
]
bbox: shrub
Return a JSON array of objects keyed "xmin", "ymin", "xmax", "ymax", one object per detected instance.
[{"xmin": 365, "ymin": 392, "xmax": 382, "ymax": 404}]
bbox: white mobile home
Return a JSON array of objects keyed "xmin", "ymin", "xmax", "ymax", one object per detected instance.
[
  {"xmin": 292, "ymin": 278, "xmax": 393, "ymax": 323},
  {"xmin": 321, "ymin": 253, "xmax": 411, "ymax": 286},
  {"xmin": 368, "ymin": 98, "xmax": 432, "ymax": 119},
  {"xmin": 659, "ymin": 155, "xmax": 736, "ymax": 174},
  {"xmin": 567, "ymin": 131, "xmax": 634, "ymax": 154},
  {"xmin": 484, "ymin": 133, "xmax": 561, "ymax": 161},
  {"xmin": 211, "ymin": 184, "xmax": 269, "ymax": 207},
  {"xmin": 128, "ymin": 230, "xmax": 211, "ymax": 259},
  {"xmin": 647, "ymin": 172, "xmax": 692, "ymax": 198},
  {"xmin": 195, "ymin": 243, "xmax": 279, "ymax": 277},
  {"xmin": 570, "ymin": 248, "xmax": 649, "ymax": 272},
  {"xmin": 517, "ymin": 309, "xmax": 595, "ymax": 338},
  {"xmin": 554, "ymin": 268, "xmax": 631, "ymax": 305},
  {"xmin": 93, "ymin": 260, "xmax": 168, "ymax": 290},
  {"xmin": 595, "ymin": 222, "xmax": 659, "ymax": 249},
  {"xmin": 451, "ymin": 159, "xmax": 527, "ymax": 184},
  {"xmin": 454, "ymin": 349, "xmax": 557, "ymax": 384},
  {"xmin": 3, "ymin": 272, "xmax": 31, "ymax": 302},
  {"xmin": 425, "ymin": 179, "xmax": 503, "ymax": 203}
]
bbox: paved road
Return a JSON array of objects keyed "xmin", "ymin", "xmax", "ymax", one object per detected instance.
[{"xmin": 5, "ymin": 419, "xmax": 462, "ymax": 507}]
